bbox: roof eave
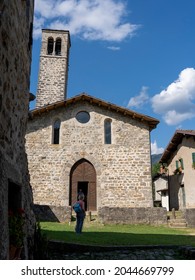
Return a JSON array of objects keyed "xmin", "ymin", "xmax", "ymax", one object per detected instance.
[
  {"xmin": 159, "ymin": 130, "xmax": 195, "ymax": 163},
  {"xmin": 29, "ymin": 93, "xmax": 159, "ymax": 130}
]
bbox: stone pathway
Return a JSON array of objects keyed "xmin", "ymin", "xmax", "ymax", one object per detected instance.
[
  {"xmin": 48, "ymin": 242, "xmax": 195, "ymax": 260},
  {"xmin": 50, "ymin": 248, "xmax": 181, "ymax": 260}
]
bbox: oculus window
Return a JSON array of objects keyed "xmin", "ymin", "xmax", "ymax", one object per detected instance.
[{"xmin": 76, "ymin": 111, "xmax": 90, "ymax": 123}]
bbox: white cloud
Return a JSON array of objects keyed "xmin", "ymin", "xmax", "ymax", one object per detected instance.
[
  {"xmin": 152, "ymin": 68, "xmax": 195, "ymax": 125},
  {"xmin": 33, "ymin": 0, "xmax": 139, "ymax": 41},
  {"xmin": 127, "ymin": 86, "xmax": 149, "ymax": 108},
  {"xmin": 33, "ymin": 16, "xmax": 45, "ymax": 39},
  {"xmin": 107, "ymin": 46, "xmax": 120, "ymax": 51},
  {"xmin": 151, "ymin": 141, "xmax": 164, "ymax": 155}
]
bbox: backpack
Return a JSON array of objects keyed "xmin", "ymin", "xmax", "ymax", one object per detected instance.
[{"xmin": 73, "ymin": 202, "xmax": 82, "ymax": 213}]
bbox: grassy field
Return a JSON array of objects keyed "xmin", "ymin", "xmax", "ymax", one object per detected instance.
[{"xmin": 40, "ymin": 219, "xmax": 195, "ymax": 247}]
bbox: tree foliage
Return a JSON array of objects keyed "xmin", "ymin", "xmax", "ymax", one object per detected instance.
[{"xmin": 152, "ymin": 162, "xmax": 161, "ymax": 177}]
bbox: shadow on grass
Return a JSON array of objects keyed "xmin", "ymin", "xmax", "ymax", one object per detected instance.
[
  {"xmin": 41, "ymin": 228, "xmax": 195, "ymax": 247},
  {"xmin": 38, "ymin": 224, "xmax": 195, "ymax": 259}
]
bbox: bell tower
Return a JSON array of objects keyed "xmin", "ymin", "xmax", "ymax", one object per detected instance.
[{"xmin": 35, "ymin": 29, "xmax": 71, "ymax": 108}]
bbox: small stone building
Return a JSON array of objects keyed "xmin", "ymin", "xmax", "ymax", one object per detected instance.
[
  {"xmin": 26, "ymin": 29, "xmax": 167, "ymax": 225},
  {"xmin": 0, "ymin": 0, "xmax": 35, "ymax": 259}
]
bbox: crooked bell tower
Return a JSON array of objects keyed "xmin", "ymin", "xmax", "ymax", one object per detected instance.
[{"xmin": 35, "ymin": 29, "xmax": 71, "ymax": 108}]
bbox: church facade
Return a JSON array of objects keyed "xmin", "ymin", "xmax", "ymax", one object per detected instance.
[{"xmin": 26, "ymin": 29, "xmax": 167, "ymax": 224}]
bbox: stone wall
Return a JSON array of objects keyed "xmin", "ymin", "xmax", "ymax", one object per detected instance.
[
  {"xmin": 0, "ymin": 0, "xmax": 35, "ymax": 259},
  {"xmin": 26, "ymin": 99, "xmax": 154, "ymax": 221},
  {"xmin": 33, "ymin": 204, "xmax": 72, "ymax": 223},
  {"xmin": 182, "ymin": 209, "xmax": 195, "ymax": 228},
  {"xmin": 98, "ymin": 207, "xmax": 168, "ymax": 225}
]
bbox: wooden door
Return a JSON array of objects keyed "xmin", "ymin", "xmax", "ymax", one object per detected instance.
[{"xmin": 70, "ymin": 159, "xmax": 96, "ymax": 211}]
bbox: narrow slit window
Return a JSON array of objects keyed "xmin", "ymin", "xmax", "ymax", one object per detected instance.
[
  {"xmin": 104, "ymin": 119, "xmax": 112, "ymax": 144},
  {"xmin": 47, "ymin": 37, "xmax": 54, "ymax": 55},
  {"xmin": 55, "ymin": 38, "xmax": 61, "ymax": 55},
  {"xmin": 53, "ymin": 120, "xmax": 61, "ymax": 144}
]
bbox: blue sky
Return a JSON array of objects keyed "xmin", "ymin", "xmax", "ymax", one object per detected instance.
[{"xmin": 30, "ymin": 0, "xmax": 195, "ymax": 154}]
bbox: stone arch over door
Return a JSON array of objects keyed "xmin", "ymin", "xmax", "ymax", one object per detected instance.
[{"xmin": 70, "ymin": 158, "xmax": 97, "ymax": 211}]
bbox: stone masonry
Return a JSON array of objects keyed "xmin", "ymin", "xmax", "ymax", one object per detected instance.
[
  {"xmin": 36, "ymin": 29, "xmax": 71, "ymax": 108},
  {"xmin": 98, "ymin": 206, "xmax": 167, "ymax": 225},
  {"xmin": 0, "ymin": 0, "xmax": 35, "ymax": 259}
]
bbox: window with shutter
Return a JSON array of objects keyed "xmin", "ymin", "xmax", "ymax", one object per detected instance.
[
  {"xmin": 192, "ymin": 153, "xmax": 195, "ymax": 163},
  {"xmin": 192, "ymin": 153, "xmax": 195, "ymax": 169},
  {"xmin": 179, "ymin": 158, "xmax": 184, "ymax": 170}
]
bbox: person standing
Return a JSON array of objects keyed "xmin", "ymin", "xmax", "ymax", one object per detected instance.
[
  {"xmin": 75, "ymin": 193, "xmax": 85, "ymax": 234},
  {"xmin": 77, "ymin": 189, "xmax": 84, "ymax": 199}
]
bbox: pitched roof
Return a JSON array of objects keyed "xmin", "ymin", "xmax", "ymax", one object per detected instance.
[
  {"xmin": 160, "ymin": 130, "xmax": 195, "ymax": 163},
  {"xmin": 153, "ymin": 173, "xmax": 168, "ymax": 181},
  {"xmin": 29, "ymin": 93, "xmax": 159, "ymax": 131}
]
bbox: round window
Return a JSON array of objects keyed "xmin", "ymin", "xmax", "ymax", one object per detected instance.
[{"xmin": 76, "ymin": 111, "xmax": 90, "ymax": 123}]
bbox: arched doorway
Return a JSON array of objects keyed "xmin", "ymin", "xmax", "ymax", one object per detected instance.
[{"xmin": 70, "ymin": 159, "xmax": 97, "ymax": 211}]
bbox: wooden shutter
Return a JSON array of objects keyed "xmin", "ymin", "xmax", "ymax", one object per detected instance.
[
  {"xmin": 192, "ymin": 153, "xmax": 195, "ymax": 163},
  {"xmin": 180, "ymin": 158, "xmax": 184, "ymax": 170}
]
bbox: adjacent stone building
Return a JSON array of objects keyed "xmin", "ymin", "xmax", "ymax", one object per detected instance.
[
  {"xmin": 26, "ymin": 29, "xmax": 167, "ymax": 225},
  {"xmin": 160, "ymin": 130, "xmax": 195, "ymax": 227},
  {"xmin": 0, "ymin": 1, "xmax": 35, "ymax": 259}
]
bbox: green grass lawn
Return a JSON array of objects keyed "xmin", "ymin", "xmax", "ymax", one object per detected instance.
[{"xmin": 40, "ymin": 219, "xmax": 195, "ymax": 247}]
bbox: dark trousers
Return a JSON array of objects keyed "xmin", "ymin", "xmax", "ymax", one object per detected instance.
[{"xmin": 75, "ymin": 212, "xmax": 85, "ymax": 234}]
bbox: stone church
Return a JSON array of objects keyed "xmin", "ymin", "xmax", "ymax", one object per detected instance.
[{"xmin": 26, "ymin": 29, "xmax": 167, "ymax": 224}]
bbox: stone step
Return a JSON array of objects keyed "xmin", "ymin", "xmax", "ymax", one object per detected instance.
[
  {"xmin": 170, "ymin": 218, "xmax": 186, "ymax": 223},
  {"xmin": 168, "ymin": 220, "xmax": 187, "ymax": 228},
  {"xmin": 169, "ymin": 224, "xmax": 187, "ymax": 228},
  {"xmin": 167, "ymin": 210, "xmax": 183, "ymax": 218},
  {"xmin": 167, "ymin": 211, "xmax": 186, "ymax": 225},
  {"xmin": 167, "ymin": 210, "xmax": 188, "ymax": 228}
]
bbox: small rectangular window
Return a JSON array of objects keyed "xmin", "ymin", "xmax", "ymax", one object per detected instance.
[{"xmin": 176, "ymin": 160, "xmax": 179, "ymax": 169}]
